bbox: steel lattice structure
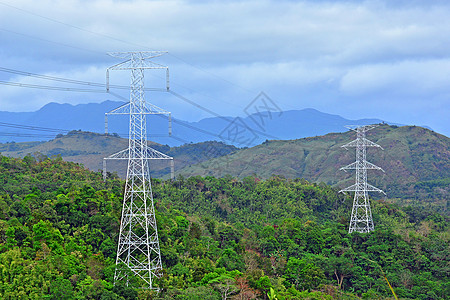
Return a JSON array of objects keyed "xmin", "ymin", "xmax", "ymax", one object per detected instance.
[
  {"xmin": 103, "ymin": 51, "xmax": 172, "ymax": 289},
  {"xmin": 340, "ymin": 125, "xmax": 385, "ymax": 233}
]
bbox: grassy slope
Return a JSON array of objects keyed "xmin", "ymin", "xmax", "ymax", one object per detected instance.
[
  {"xmin": 1, "ymin": 125, "xmax": 448, "ymax": 205},
  {"xmin": 0, "ymin": 131, "xmax": 238, "ymax": 177},
  {"xmin": 178, "ymin": 125, "xmax": 450, "ymax": 204}
]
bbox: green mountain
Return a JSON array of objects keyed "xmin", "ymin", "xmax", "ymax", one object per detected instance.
[
  {"xmin": 0, "ymin": 130, "xmax": 238, "ymax": 178},
  {"xmin": 0, "ymin": 155, "xmax": 448, "ymax": 299},
  {"xmin": 177, "ymin": 124, "xmax": 450, "ymax": 208},
  {"xmin": 2, "ymin": 125, "xmax": 448, "ymax": 209}
]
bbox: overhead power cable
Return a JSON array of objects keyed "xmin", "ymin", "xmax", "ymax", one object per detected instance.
[
  {"xmin": 0, "ymin": 80, "xmax": 105, "ymax": 93},
  {"xmin": 167, "ymin": 53, "xmax": 255, "ymax": 95},
  {"xmin": 107, "ymin": 92, "xmax": 238, "ymax": 141},
  {"xmin": 0, "ymin": 1, "xmax": 150, "ymax": 51},
  {"xmin": 0, "ymin": 121, "xmax": 69, "ymax": 133},
  {"xmin": 1, "ymin": 67, "xmax": 279, "ymax": 143},
  {"xmin": 168, "ymin": 90, "xmax": 279, "ymax": 140},
  {"xmin": 0, "ymin": 67, "xmax": 106, "ymax": 87},
  {"xmin": 0, "ymin": 67, "xmax": 166, "ymax": 92},
  {"xmin": 0, "ymin": 132, "xmax": 57, "ymax": 138},
  {"xmin": 0, "ymin": 1, "xmax": 257, "ymax": 96},
  {"xmin": 0, "ymin": 27, "xmax": 102, "ymax": 55},
  {"xmin": 1, "ymin": 68, "xmax": 252, "ymax": 140}
]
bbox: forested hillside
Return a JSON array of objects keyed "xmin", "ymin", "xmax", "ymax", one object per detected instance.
[
  {"xmin": 0, "ymin": 155, "xmax": 448, "ymax": 299},
  {"xmin": 3, "ymin": 125, "xmax": 448, "ymax": 211},
  {"xmin": 178, "ymin": 125, "xmax": 450, "ymax": 210},
  {"xmin": 0, "ymin": 131, "xmax": 238, "ymax": 178}
]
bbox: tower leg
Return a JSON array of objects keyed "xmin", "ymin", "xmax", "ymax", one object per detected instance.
[{"xmin": 348, "ymin": 192, "xmax": 374, "ymax": 233}]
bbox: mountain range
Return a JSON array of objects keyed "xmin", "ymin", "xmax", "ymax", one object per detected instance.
[
  {"xmin": 1, "ymin": 125, "xmax": 448, "ymax": 210},
  {"xmin": 0, "ymin": 100, "xmax": 406, "ymax": 146}
]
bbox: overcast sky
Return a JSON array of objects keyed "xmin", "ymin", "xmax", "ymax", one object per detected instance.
[{"xmin": 0, "ymin": 0, "xmax": 449, "ymax": 136}]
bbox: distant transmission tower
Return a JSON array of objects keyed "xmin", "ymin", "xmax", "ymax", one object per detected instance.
[
  {"xmin": 340, "ymin": 125, "xmax": 385, "ymax": 233},
  {"xmin": 103, "ymin": 51, "xmax": 173, "ymax": 289}
]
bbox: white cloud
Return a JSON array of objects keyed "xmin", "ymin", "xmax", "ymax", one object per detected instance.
[
  {"xmin": 340, "ymin": 59, "xmax": 450, "ymax": 96},
  {"xmin": 3, "ymin": 0, "xmax": 450, "ymax": 64},
  {"xmin": 0, "ymin": 0, "xmax": 449, "ymax": 135}
]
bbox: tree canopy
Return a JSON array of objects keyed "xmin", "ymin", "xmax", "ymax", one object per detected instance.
[{"xmin": 0, "ymin": 154, "xmax": 447, "ymax": 299}]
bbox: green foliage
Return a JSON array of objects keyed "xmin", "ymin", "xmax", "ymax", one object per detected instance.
[
  {"xmin": 0, "ymin": 154, "xmax": 447, "ymax": 299},
  {"xmin": 178, "ymin": 125, "xmax": 450, "ymax": 209},
  {"xmin": 284, "ymin": 257, "xmax": 325, "ymax": 291},
  {"xmin": 267, "ymin": 287, "xmax": 278, "ymax": 300},
  {"xmin": 1, "ymin": 133, "xmax": 238, "ymax": 180},
  {"xmin": 216, "ymin": 248, "xmax": 245, "ymax": 271}
]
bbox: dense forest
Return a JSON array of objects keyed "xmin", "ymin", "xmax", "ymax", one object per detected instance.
[{"xmin": 0, "ymin": 154, "xmax": 448, "ymax": 299}]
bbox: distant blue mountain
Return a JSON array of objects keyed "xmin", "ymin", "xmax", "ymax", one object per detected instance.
[
  {"xmin": 0, "ymin": 100, "xmax": 403, "ymax": 146},
  {"xmin": 0, "ymin": 101, "xmax": 121, "ymax": 143}
]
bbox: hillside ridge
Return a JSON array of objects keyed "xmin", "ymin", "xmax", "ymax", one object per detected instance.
[
  {"xmin": 1, "ymin": 125, "xmax": 448, "ymax": 207},
  {"xmin": 178, "ymin": 124, "xmax": 450, "ymax": 207}
]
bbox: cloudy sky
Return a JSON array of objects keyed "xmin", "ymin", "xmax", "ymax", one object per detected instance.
[{"xmin": 0, "ymin": 0, "xmax": 449, "ymax": 136}]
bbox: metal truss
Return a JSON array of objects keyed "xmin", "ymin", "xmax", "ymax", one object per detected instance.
[
  {"xmin": 104, "ymin": 51, "xmax": 172, "ymax": 289},
  {"xmin": 340, "ymin": 125, "xmax": 385, "ymax": 233},
  {"xmin": 104, "ymin": 146, "xmax": 174, "ymax": 180}
]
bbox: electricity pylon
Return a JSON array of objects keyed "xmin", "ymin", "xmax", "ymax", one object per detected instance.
[
  {"xmin": 103, "ymin": 51, "xmax": 172, "ymax": 289},
  {"xmin": 340, "ymin": 125, "xmax": 385, "ymax": 233}
]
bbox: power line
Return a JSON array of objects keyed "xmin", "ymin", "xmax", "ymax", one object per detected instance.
[
  {"xmin": 168, "ymin": 90, "xmax": 279, "ymax": 140},
  {"xmin": 0, "ymin": 121, "xmax": 69, "ymax": 133},
  {"xmin": 1, "ymin": 65, "xmax": 280, "ymax": 143},
  {"xmin": 0, "ymin": 1, "xmax": 151, "ymax": 51},
  {"xmin": 106, "ymin": 91, "xmax": 233, "ymax": 140},
  {"xmin": 1, "ymin": 2, "xmax": 259, "ymax": 113},
  {"xmin": 0, "ymin": 132, "xmax": 57, "ymax": 138},
  {"xmin": 0, "ymin": 27, "xmax": 103, "ymax": 55},
  {"xmin": 0, "ymin": 81, "xmax": 278, "ymax": 143},
  {"xmin": 0, "ymin": 80, "xmax": 106, "ymax": 93},
  {"xmin": 0, "ymin": 67, "xmax": 167, "ymax": 92},
  {"xmin": 0, "ymin": 86, "xmax": 231, "ymax": 143},
  {"xmin": 107, "ymin": 91, "xmax": 227, "ymax": 140},
  {"xmin": 0, "ymin": 1, "xmax": 257, "ymax": 97},
  {"xmin": 0, "ymin": 67, "xmax": 106, "ymax": 87},
  {"xmin": 168, "ymin": 53, "xmax": 256, "ymax": 95}
]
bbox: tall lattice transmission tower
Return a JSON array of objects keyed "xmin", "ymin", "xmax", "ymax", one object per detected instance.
[
  {"xmin": 340, "ymin": 125, "xmax": 385, "ymax": 233},
  {"xmin": 103, "ymin": 51, "xmax": 173, "ymax": 289}
]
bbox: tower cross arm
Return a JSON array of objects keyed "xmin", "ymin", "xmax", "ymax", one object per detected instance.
[
  {"xmin": 107, "ymin": 52, "xmax": 168, "ymax": 70},
  {"xmin": 108, "ymin": 51, "xmax": 167, "ymax": 60},
  {"xmin": 105, "ymin": 102, "xmax": 170, "ymax": 115},
  {"xmin": 107, "ymin": 60, "xmax": 168, "ymax": 71},
  {"xmin": 340, "ymin": 161, "xmax": 384, "ymax": 172},
  {"xmin": 366, "ymin": 183, "xmax": 386, "ymax": 194},
  {"xmin": 104, "ymin": 147, "xmax": 129, "ymax": 159},
  {"xmin": 341, "ymin": 138, "xmax": 384, "ymax": 149},
  {"xmin": 144, "ymin": 147, "xmax": 173, "ymax": 160},
  {"xmin": 339, "ymin": 184, "xmax": 361, "ymax": 193},
  {"xmin": 339, "ymin": 183, "xmax": 385, "ymax": 194},
  {"xmin": 104, "ymin": 147, "xmax": 173, "ymax": 160},
  {"xmin": 345, "ymin": 124, "xmax": 379, "ymax": 132}
]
